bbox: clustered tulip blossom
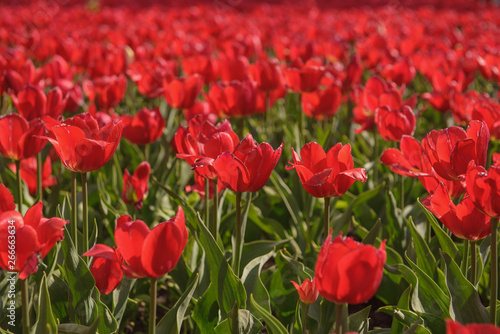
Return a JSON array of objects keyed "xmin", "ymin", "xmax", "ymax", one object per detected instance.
[
  {"xmin": 0, "ymin": 113, "xmax": 47, "ymax": 161},
  {"xmin": 121, "ymin": 107, "xmax": 166, "ymax": 145},
  {"xmin": 122, "ymin": 161, "xmax": 151, "ymax": 209}
]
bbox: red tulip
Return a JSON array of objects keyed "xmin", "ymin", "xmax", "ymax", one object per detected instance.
[
  {"xmin": 8, "ymin": 156, "xmax": 56, "ymax": 196},
  {"xmin": 181, "ymin": 55, "xmax": 219, "ymax": 84},
  {"xmin": 301, "ymin": 84, "xmax": 342, "ymax": 121},
  {"xmin": 10, "ymin": 85, "xmax": 67, "ymax": 120},
  {"xmin": 183, "ymin": 101, "xmax": 218, "ymax": 124},
  {"xmin": 218, "ymin": 53, "xmax": 249, "ymax": 82},
  {"xmin": 375, "ymin": 105, "xmax": 416, "ymax": 142},
  {"xmin": 163, "ymin": 74, "xmax": 203, "ymax": 110},
  {"xmin": 0, "ymin": 113, "xmax": 47, "ymax": 161},
  {"xmin": 195, "ymin": 133, "xmax": 283, "ymax": 193},
  {"xmin": 446, "ymin": 319, "xmax": 500, "ymax": 334},
  {"xmin": 287, "ymin": 142, "xmax": 367, "ymax": 198},
  {"xmin": 315, "ymin": 232, "xmax": 386, "ymax": 305},
  {"xmin": 291, "ymin": 278, "xmax": 319, "ymax": 305},
  {"xmin": 83, "ymin": 74, "xmax": 127, "ymax": 113},
  {"xmin": 41, "ymin": 113, "xmax": 123, "ymax": 173},
  {"xmin": 422, "ymin": 120, "xmax": 489, "ymax": 181},
  {"xmin": 283, "ymin": 58, "xmax": 325, "ymax": 93},
  {"xmin": 0, "ymin": 185, "xmax": 15, "ymax": 213},
  {"xmin": 248, "ymin": 58, "xmax": 284, "ymax": 92},
  {"xmin": 0, "ymin": 202, "xmax": 67, "ymax": 279},
  {"xmin": 205, "ymin": 78, "xmax": 258, "ymax": 118},
  {"xmin": 422, "ymin": 183, "xmax": 491, "ymax": 241},
  {"xmin": 466, "ymin": 162, "xmax": 500, "ymax": 218},
  {"xmin": 185, "ymin": 171, "xmax": 225, "ymax": 200},
  {"xmin": 121, "ymin": 107, "xmax": 165, "ymax": 145},
  {"xmin": 378, "ymin": 57, "xmax": 416, "ymax": 86},
  {"xmin": 84, "ymin": 244, "xmax": 124, "ymax": 295},
  {"xmin": 122, "ymin": 162, "xmax": 151, "ymax": 209}
]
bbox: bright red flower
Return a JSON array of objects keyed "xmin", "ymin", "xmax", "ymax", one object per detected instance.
[
  {"xmin": 185, "ymin": 171, "xmax": 226, "ymax": 200},
  {"xmin": 42, "ymin": 113, "xmax": 123, "ymax": 173},
  {"xmin": 446, "ymin": 319, "xmax": 500, "ymax": 334},
  {"xmin": 0, "ymin": 184, "xmax": 15, "ymax": 213},
  {"xmin": 181, "ymin": 55, "xmax": 219, "ymax": 84},
  {"xmin": 8, "ymin": 156, "xmax": 56, "ymax": 196},
  {"xmin": 121, "ymin": 107, "xmax": 165, "ymax": 145},
  {"xmin": 248, "ymin": 58, "xmax": 284, "ymax": 92},
  {"xmin": 10, "ymin": 85, "xmax": 67, "ymax": 120},
  {"xmin": 0, "ymin": 202, "xmax": 67, "ymax": 279},
  {"xmin": 163, "ymin": 74, "xmax": 203, "ymax": 110},
  {"xmin": 422, "ymin": 183, "xmax": 491, "ymax": 241},
  {"xmin": 0, "ymin": 113, "xmax": 47, "ymax": 161},
  {"xmin": 301, "ymin": 84, "xmax": 342, "ymax": 121},
  {"xmin": 291, "ymin": 278, "xmax": 319, "ymax": 305},
  {"xmin": 375, "ymin": 105, "xmax": 416, "ymax": 142},
  {"xmin": 183, "ymin": 101, "xmax": 218, "ymax": 124},
  {"xmin": 83, "ymin": 74, "xmax": 127, "ymax": 113},
  {"xmin": 378, "ymin": 57, "xmax": 416, "ymax": 86},
  {"xmin": 421, "ymin": 120, "xmax": 490, "ymax": 181},
  {"xmin": 205, "ymin": 78, "xmax": 258, "ymax": 118},
  {"xmin": 218, "ymin": 53, "xmax": 249, "ymax": 82},
  {"xmin": 315, "ymin": 233, "xmax": 386, "ymax": 305},
  {"xmin": 466, "ymin": 162, "xmax": 500, "ymax": 218},
  {"xmin": 84, "ymin": 244, "xmax": 123, "ymax": 295},
  {"xmin": 283, "ymin": 58, "xmax": 325, "ymax": 93},
  {"xmin": 200, "ymin": 133, "xmax": 283, "ymax": 193},
  {"xmin": 122, "ymin": 162, "xmax": 150, "ymax": 209},
  {"xmin": 287, "ymin": 142, "xmax": 367, "ymax": 198}
]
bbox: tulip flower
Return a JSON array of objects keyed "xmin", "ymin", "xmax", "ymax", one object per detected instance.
[
  {"xmin": 121, "ymin": 107, "xmax": 166, "ymax": 145},
  {"xmin": 0, "ymin": 184, "xmax": 15, "ymax": 213},
  {"xmin": 83, "ymin": 74, "xmax": 127, "ymax": 113},
  {"xmin": 374, "ymin": 105, "xmax": 416, "ymax": 142},
  {"xmin": 422, "ymin": 120, "xmax": 489, "ymax": 181},
  {"xmin": 0, "ymin": 201, "xmax": 67, "ymax": 279},
  {"xmin": 42, "ymin": 113, "xmax": 123, "ymax": 173},
  {"xmin": 446, "ymin": 319, "xmax": 500, "ymax": 333},
  {"xmin": 248, "ymin": 58, "xmax": 284, "ymax": 92},
  {"xmin": 181, "ymin": 55, "xmax": 219, "ymax": 84},
  {"xmin": 301, "ymin": 84, "xmax": 342, "ymax": 121},
  {"xmin": 163, "ymin": 74, "xmax": 203, "ymax": 110},
  {"xmin": 283, "ymin": 58, "xmax": 325, "ymax": 93},
  {"xmin": 205, "ymin": 78, "xmax": 258, "ymax": 118},
  {"xmin": 8, "ymin": 156, "xmax": 56, "ymax": 196},
  {"xmin": 122, "ymin": 161, "xmax": 151, "ymax": 210},
  {"xmin": 10, "ymin": 84, "xmax": 67, "ymax": 120},
  {"xmin": 0, "ymin": 113, "xmax": 47, "ymax": 161},
  {"xmin": 291, "ymin": 278, "xmax": 319, "ymax": 305},
  {"xmin": 218, "ymin": 53, "xmax": 249, "ymax": 82},
  {"xmin": 84, "ymin": 244, "xmax": 123, "ymax": 295}
]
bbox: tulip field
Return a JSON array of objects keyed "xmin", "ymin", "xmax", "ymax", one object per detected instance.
[{"xmin": 2, "ymin": 0, "xmax": 500, "ymax": 333}]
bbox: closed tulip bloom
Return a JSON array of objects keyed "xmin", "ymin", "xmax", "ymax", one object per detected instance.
[
  {"xmin": 8, "ymin": 156, "xmax": 56, "ymax": 195},
  {"xmin": 422, "ymin": 120, "xmax": 489, "ymax": 181},
  {"xmin": 315, "ymin": 233, "xmax": 386, "ymax": 305},
  {"xmin": 218, "ymin": 54, "xmax": 249, "ymax": 82},
  {"xmin": 121, "ymin": 107, "xmax": 165, "ymax": 145},
  {"xmin": 375, "ymin": 105, "xmax": 416, "ymax": 142},
  {"xmin": 287, "ymin": 142, "xmax": 367, "ymax": 198},
  {"xmin": 197, "ymin": 133, "xmax": 283, "ymax": 193},
  {"xmin": 42, "ymin": 113, "xmax": 123, "ymax": 173},
  {"xmin": 291, "ymin": 278, "xmax": 319, "ymax": 305},
  {"xmin": 122, "ymin": 161, "xmax": 150, "ymax": 209},
  {"xmin": 0, "ymin": 184, "xmax": 15, "ymax": 213},
  {"xmin": 446, "ymin": 319, "xmax": 500, "ymax": 334},
  {"xmin": 114, "ymin": 207, "xmax": 188, "ymax": 278},
  {"xmin": 205, "ymin": 78, "xmax": 258, "ymax": 118},
  {"xmin": 0, "ymin": 202, "xmax": 67, "ymax": 279},
  {"xmin": 248, "ymin": 58, "xmax": 284, "ymax": 92},
  {"xmin": 301, "ymin": 84, "xmax": 342, "ymax": 121},
  {"xmin": 163, "ymin": 74, "xmax": 203, "ymax": 109},
  {"xmin": 0, "ymin": 113, "xmax": 47, "ymax": 161},
  {"xmin": 422, "ymin": 183, "xmax": 491, "ymax": 241},
  {"xmin": 84, "ymin": 244, "xmax": 124, "ymax": 295},
  {"xmin": 83, "ymin": 74, "xmax": 127, "ymax": 112},
  {"xmin": 283, "ymin": 58, "xmax": 325, "ymax": 93},
  {"xmin": 10, "ymin": 85, "xmax": 67, "ymax": 120},
  {"xmin": 466, "ymin": 162, "xmax": 500, "ymax": 218}
]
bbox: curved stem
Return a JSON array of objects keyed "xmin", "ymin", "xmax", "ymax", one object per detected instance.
[
  {"xmin": 490, "ymin": 218, "xmax": 498, "ymax": 325},
  {"xmin": 71, "ymin": 172, "xmax": 78, "ymax": 251},
  {"xmin": 37, "ymin": 152, "xmax": 42, "ymax": 202},
  {"xmin": 301, "ymin": 303, "xmax": 309, "ymax": 334},
  {"xmin": 324, "ymin": 197, "xmax": 331, "ymax": 240},
  {"xmin": 21, "ymin": 278, "xmax": 30, "ymax": 333},
  {"xmin": 16, "ymin": 160, "xmax": 23, "ymax": 214},
  {"xmin": 211, "ymin": 179, "xmax": 218, "ymax": 238},
  {"xmin": 470, "ymin": 241, "xmax": 477, "ymax": 285},
  {"xmin": 335, "ymin": 303, "xmax": 343, "ymax": 334},
  {"xmin": 232, "ymin": 192, "xmax": 242, "ymax": 276},
  {"xmin": 149, "ymin": 277, "xmax": 157, "ymax": 334},
  {"xmin": 81, "ymin": 172, "xmax": 88, "ymax": 259}
]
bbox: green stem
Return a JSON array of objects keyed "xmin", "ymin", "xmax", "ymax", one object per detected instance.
[
  {"xmin": 324, "ymin": 197, "xmax": 331, "ymax": 240},
  {"xmin": 16, "ymin": 160, "xmax": 23, "ymax": 214},
  {"xmin": 238, "ymin": 117, "xmax": 245, "ymax": 139},
  {"xmin": 149, "ymin": 277, "xmax": 157, "ymax": 334},
  {"xmin": 210, "ymin": 179, "xmax": 218, "ymax": 237},
  {"xmin": 304, "ymin": 196, "xmax": 312, "ymax": 254},
  {"xmin": 81, "ymin": 172, "xmax": 88, "ymax": 259},
  {"xmin": 71, "ymin": 172, "xmax": 78, "ymax": 250},
  {"xmin": 205, "ymin": 177, "xmax": 210, "ymax": 229},
  {"xmin": 470, "ymin": 241, "xmax": 477, "ymax": 285},
  {"xmin": 335, "ymin": 303, "xmax": 344, "ymax": 334},
  {"xmin": 301, "ymin": 303, "xmax": 309, "ymax": 334},
  {"xmin": 232, "ymin": 192, "xmax": 242, "ymax": 276},
  {"xmin": 400, "ymin": 174, "xmax": 405, "ymax": 216},
  {"xmin": 461, "ymin": 239, "xmax": 469, "ymax": 277},
  {"xmin": 21, "ymin": 278, "xmax": 30, "ymax": 333},
  {"xmin": 37, "ymin": 152, "xmax": 42, "ymax": 202},
  {"xmin": 373, "ymin": 132, "xmax": 379, "ymax": 184},
  {"xmin": 143, "ymin": 144, "xmax": 150, "ymax": 162},
  {"xmin": 490, "ymin": 218, "xmax": 498, "ymax": 325}
]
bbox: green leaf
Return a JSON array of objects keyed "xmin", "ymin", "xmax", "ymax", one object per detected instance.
[
  {"xmin": 348, "ymin": 305, "xmax": 371, "ymax": 334},
  {"xmin": 407, "ymin": 216, "xmax": 436, "ymax": 279},
  {"xmin": 215, "ymin": 309, "xmax": 263, "ymax": 334},
  {"xmin": 389, "ymin": 285, "xmax": 412, "ymax": 334},
  {"xmin": 441, "ymin": 251, "xmax": 489, "ymax": 324},
  {"xmin": 417, "ymin": 199, "xmax": 461, "ymax": 263},
  {"xmin": 57, "ymin": 317, "xmax": 100, "ymax": 334},
  {"xmin": 269, "ymin": 171, "xmax": 302, "ymax": 227},
  {"xmin": 241, "ymin": 239, "xmax": 289, "ymax": 271},
  {"xmin": 362, "ymin": 218, "xmax": 382, "ymax": 245},
  {"xmin": 242, "ymin": 251, "xmax": 274, "ymax": 313},
  {"xmin": 156, "ymin": 274, "xmax": 199, "ymax": 333},
  {"xmin": 33, "ymin": 273, "xmax": 58, "ymax": 334},
  {"xmin": 249, "ymin": 294, "xmax": 288, "ymax": 334},
  {"xmin": 192, "ymin": 283, "xmax": 218, "ymax": 334},
  {"xmin": 112, "ymin": 277, "xmax": 135, "ymax": 329}
]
